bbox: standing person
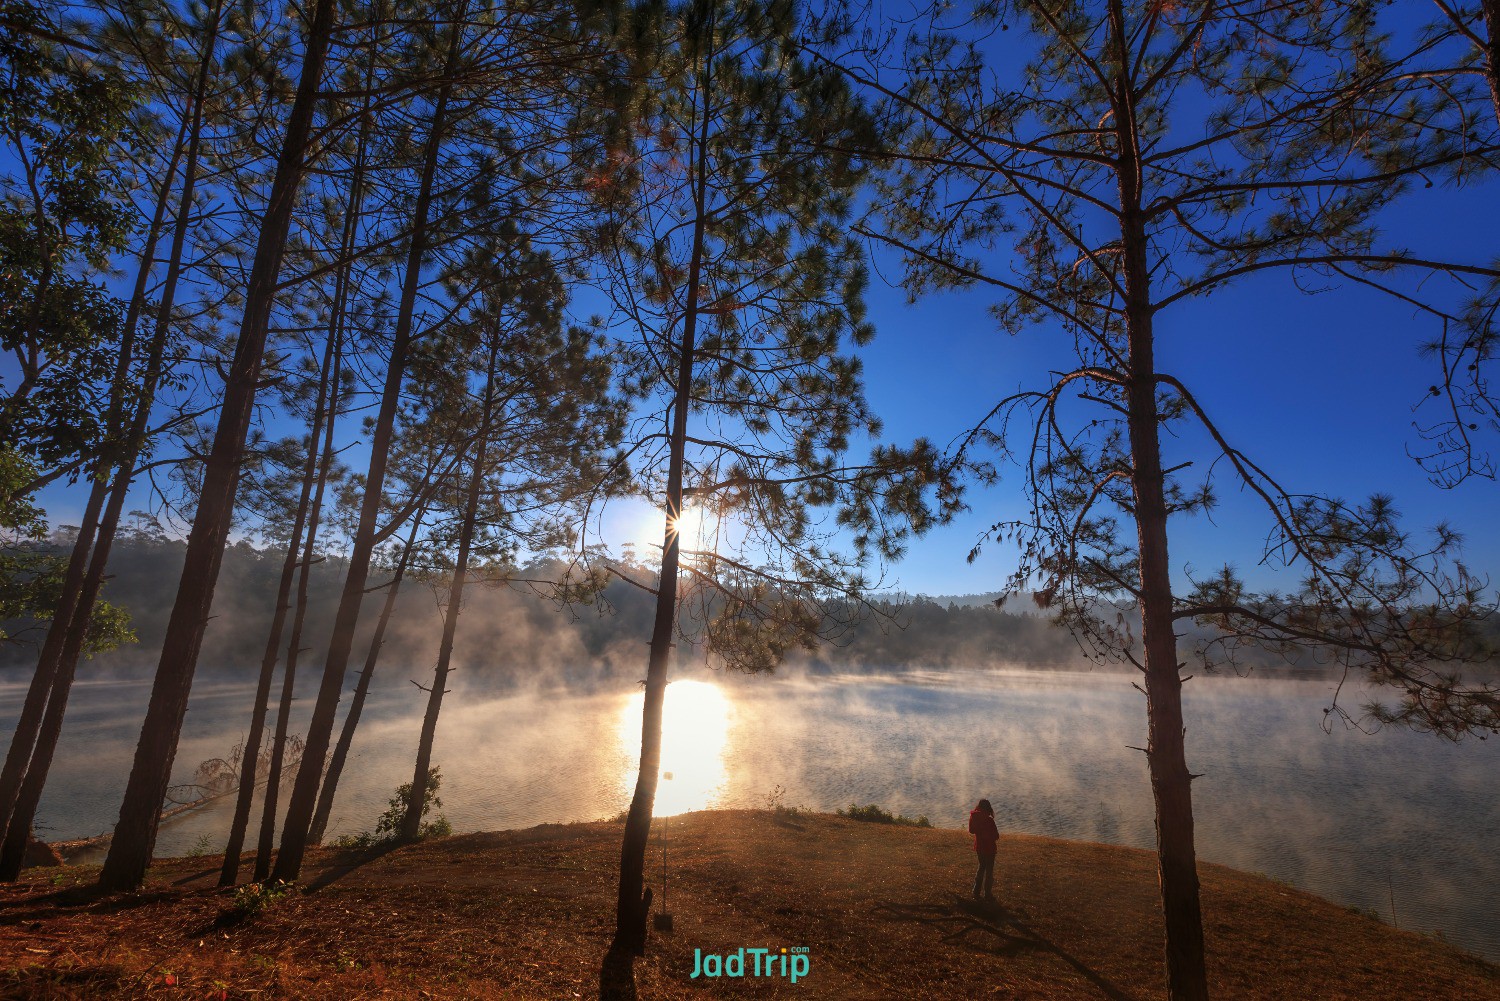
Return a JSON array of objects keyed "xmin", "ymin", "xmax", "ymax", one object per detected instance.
[{"xmin": 968, "ymin": 798, "xmax": 999, "ymax": 900}]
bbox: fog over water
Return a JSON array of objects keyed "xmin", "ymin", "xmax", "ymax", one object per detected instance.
[{"xmin": 3, "ymin": 666, "xmax": 1496, "ymax": 961}]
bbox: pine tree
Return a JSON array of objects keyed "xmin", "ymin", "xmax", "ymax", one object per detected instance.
[
  {"xmin": 595, "ymin": 0, "xmax": 956, "ymax": 958},
  {"xmin": 845, "ymin": 2, "xmax": 1500, "ymax": 996},
  {"xmin": 98, "ymin": 0, "xmax": 340, "ymax": 893}
]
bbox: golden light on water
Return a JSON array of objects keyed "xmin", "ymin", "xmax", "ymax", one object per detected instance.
[{"xmin": 617, "ymin": 679, "xmax": 731, "ymax": 816}]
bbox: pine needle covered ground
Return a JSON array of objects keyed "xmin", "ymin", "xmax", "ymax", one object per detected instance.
[{"xmin": 0, "ymin": 810, "xmax": 1495, "ymax": 999}]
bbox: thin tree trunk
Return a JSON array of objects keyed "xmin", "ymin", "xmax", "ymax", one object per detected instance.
[
  {"xmin": 1479, "ymin": 0, "xmax": 1500, "ymax": 129},
  {"xmin": 0, "ymin": 11, "xmax": 213, "ymax": 876},
  {"xmin": 613, "ymin": 30, "xmax": 715, "ymax": 952},
  {"xmin": 219, "ymin": 326, "xmax": 339, "ymax": 886},
  {"xmin": 0, "ymin": 105, "xmax": 191, "ymax": 861},
  {"xmin": 1110, "ymin": 4, "xmax": 1207, "ymax": 996},
  {"xmin": 224, "ymin": 45, "xmax": 374, "ymax": 884},
  {"xmin": 272, "ymin": 17, "xmax": 466, "ymax": 883},
  {"xmin": 98, "ymin": 0, "xmax": 337, "ymax": 893},
  {"xmin": 0, "ymin": 480, "xmax": 104, "ymax": 856},
  {"xmin": 253, "ymin": 309, "xmax": 345, "ymax": 880},
  {"xmin": 308, "ymin": 509, "xmax": 424, "ymax": 845},
  {"xmin": 400, "ymin": 342, "xmax": 499, "ymax": 842}
]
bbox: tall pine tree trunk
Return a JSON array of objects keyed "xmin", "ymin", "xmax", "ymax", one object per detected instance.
[
  {"xmin": 219, "ymin": 319, "xmax": 340, "ymax": 886},
  {"xmin": 613, "ymin": 57, "xmax": 714, "ymax": 951},
  {"xmin": 98, "ymin": 0, "xmax": 337, "ymax": 893},
  {"xmin": 1110, "ymin": 4, "xmax": 1207, "ymax": 994},
  {"xmin": 0, "ymin": 8, "xmax": 217, "ymax": 877},
  {"xmin": 399, "ymin": 338, "xmax": 500, "ymax": 842},
  {"xmin": 254, "ymin": 385, "xmax": 340, "ymax": 880},
  {"xmin": 0, "ymin": 479, "xmax": 106, "ymax": 860},
  {"xmin": 309, "ymin": 508, "xmax": 425, "ymax": 844},
  {"xmin": 0, "ymin": 101, "xmax": 191, "ymax": 861},
  {"xmin": 1479, "ymin": 0, "xmax": 1500, "ymax": 129},
  {"xmin": 273, "ymin": 18, "xmax": 466, "ymax": 882},
  {"xmin": 222, "ymin": 43, "xmax": 375, "ymax": 882}
]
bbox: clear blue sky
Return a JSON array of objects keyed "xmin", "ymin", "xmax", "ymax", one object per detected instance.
[{"xmin": 850, "ymin": 180, "xmax": 1500, "ymax": 598}]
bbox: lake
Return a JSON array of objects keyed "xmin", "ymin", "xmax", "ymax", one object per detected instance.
[{"xmin": 3, "ymin": 667, "xmax": 1497, "ymax": 961}]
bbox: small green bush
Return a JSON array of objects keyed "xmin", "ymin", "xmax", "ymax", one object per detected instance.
[
  {"xmin": 837, "ymin": 803, "xmax": 931, "ymax": 827},
  {"xmin": 334, "ymin": 766, "xmax": 453, "ymax": 848},
  {"xmin": 230, "ymin": 879, "xmax": 294, "ymax": 918},
  {"xmin": 374, "ymin": 766, "xmax": 450, "ymax": 841},
  {"xmin": 763, "ymin": 784, "xmax": 801, "ymax": 817}
]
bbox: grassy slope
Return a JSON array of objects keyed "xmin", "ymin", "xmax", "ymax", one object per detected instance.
[{"xmin": 1, "ymin": 810, "xmax": 1495, "ymax": 999}]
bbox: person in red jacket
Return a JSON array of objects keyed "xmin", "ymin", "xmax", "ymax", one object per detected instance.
[{"xmin": 968, "ymin": 798, "xmax": 999, "ymax": 899}]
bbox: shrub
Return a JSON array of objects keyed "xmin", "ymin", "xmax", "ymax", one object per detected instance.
[
  {"xmin": 333, "ymin": 766, "xmax": 453, "ymax": 848},
  {"xmin": 374, "ymin": 766, "xmax": 450, "ymax": 841},
  {"xmin": 763, "ymin": 784, "xmax": 801, "ymax": 817},
  {"xmin": 230, "ymin": 879, "xmax": 294, "ymax": 918},
  {"xmin": 837, "ymin": 803, "xmax": 931, "ymax": 828}
]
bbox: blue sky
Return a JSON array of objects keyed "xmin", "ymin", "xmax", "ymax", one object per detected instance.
[
  {"xmin": 23, "ymin": 169, "xmax": 1500, "ymax": 601},
  {"xmin": 14, "ymin": 3, "xmax": 1500, "ymax": 605},
  {"xmin": 848, "ymin": 179, "xmax": 1500, "ymax": 598}
]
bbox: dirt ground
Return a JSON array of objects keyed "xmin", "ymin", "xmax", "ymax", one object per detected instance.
[{"xmin": 0, "ymin": 810, "xmax": 1495, "ymax": 999}]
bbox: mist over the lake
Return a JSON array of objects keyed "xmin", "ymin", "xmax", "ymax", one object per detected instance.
[{"xmin": 8, "ymin": 659, "xmax": 1497, "ymax": 962}]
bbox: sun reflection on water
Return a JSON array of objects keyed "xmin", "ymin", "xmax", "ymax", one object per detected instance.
[{"xmin": 617, "ymin": 679, "xmax": 731, "ymax": 816}]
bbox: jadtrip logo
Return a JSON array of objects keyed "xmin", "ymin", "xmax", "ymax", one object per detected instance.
[{"xmin": 690, "ymin": 945, "xmax": 811, "ymax": 983}]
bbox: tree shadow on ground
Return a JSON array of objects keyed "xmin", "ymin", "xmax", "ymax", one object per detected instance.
[
  {"xmin": 299, "ymin": 839, "xmax": 405, "ymax": 893},
  {"xmin": 0, "ymin": 961, "xmax": 128, "ymax": 996},
  {"xmin": 0, "ymin": 883, "xmax": 185, "ymax": 924},
  {"xmin": 171, "ymin": 866, "xmax": 219, "ymax": 886},
  {"xmin": 875, "ymin": 893, "xmax": 1140, "ymax": 1001},
  {"xmin": 598, "ymin": 944, "xmax": 637, "ymax": 1001}
]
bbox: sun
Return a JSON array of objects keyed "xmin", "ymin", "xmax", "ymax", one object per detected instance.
[{"xmin": 667, "ymin": 504, "xmax": 706, "ymax": 544}]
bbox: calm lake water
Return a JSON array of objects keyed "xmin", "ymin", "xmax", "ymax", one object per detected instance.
[{"xmin": 3, "ymin": 667, "xmax": 1497, "ymax": 961}]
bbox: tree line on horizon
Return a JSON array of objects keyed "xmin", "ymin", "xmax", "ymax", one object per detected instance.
[
  {"xmin": 0, "ymin": 532, "xmax": 1089, "ymax": 677},
  {"xmin": 3, "ymin": 1, "xmax": 1500, "ymax": 999}
]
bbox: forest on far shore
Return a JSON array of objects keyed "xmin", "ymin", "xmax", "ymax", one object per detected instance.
[{"xmin": 7, "ymin": 532, "xmax": 1453, "ymax": 685}]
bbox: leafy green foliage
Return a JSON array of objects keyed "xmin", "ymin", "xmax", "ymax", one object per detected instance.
[
  {"xmin": 0, "ymin": 448, "xmax": 133, "ymax": 654},
  {"xmin": 229, "ymin": 879, "xmax": 294, "ymax": 918},
  {"xmin": 374, "ymin": 766, "xmax": 450, "ymax": 842},
  {"xmin": 0, "ymin": 0, "xmax": 138, "ymax": 469}
]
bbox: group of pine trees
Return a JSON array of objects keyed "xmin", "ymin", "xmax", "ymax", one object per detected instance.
[{"xmin": 3, "ymin": 1, "xmax": 1500, "ymax": 999}]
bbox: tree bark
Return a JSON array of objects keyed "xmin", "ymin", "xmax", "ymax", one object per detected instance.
[
  {"xmin": 272, "ymin": 19, "xmax": 465, "ymax": 883},
  {"xmin": 613, "ymin": 25, "xmax": 715, "ymax": 951},
  {"xmin": 1478, "ymin": 0, "xmax": 1500, "ymax": 129},
  {"xmin": 1110, "ymin": 3, "xmax": 1208, "ymax": 996},
  {"xmin": 309, "ymin": 509, "xmax": 424, "ymax": 845},
  {"xmin": 98, "ymin": 0, "xmax": 337, "ymax": 894},
  {"xmin": 399, "ymin": 336, "xmax": 500, "ymax": 842}
]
